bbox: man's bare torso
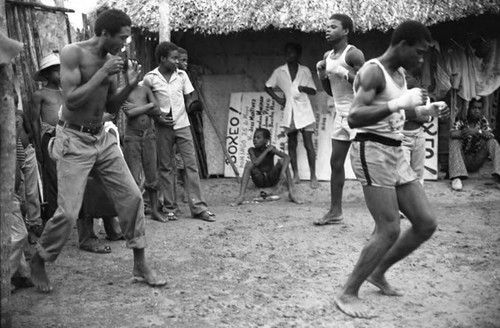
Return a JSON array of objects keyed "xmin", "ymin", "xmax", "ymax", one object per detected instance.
[{"xmin": 60, "ymin": 40, "xmax": 117, "ymax": 128}]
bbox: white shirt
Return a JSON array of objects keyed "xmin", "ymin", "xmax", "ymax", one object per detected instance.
[
  {"xmin": 265, "ymin": 64, "xmax": 316, "ymax": 129},
  {"xmin": 142, "ymin": 68, "xmax": 194, "ymax": 130}
]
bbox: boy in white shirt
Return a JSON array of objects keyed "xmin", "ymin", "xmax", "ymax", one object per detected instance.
[{"xmin": 142, "ymin": 42, "xmax": 215, "ymax": 222}]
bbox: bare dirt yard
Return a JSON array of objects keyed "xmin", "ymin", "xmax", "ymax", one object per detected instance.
[{"xmin": 10, "ymin": 175, "xmax": 500, "ymax": 328}]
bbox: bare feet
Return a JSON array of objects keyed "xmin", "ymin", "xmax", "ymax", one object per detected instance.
[
  {"xmin": 313, "ymin": 211, "xmax": 343, "ymax": 226},
  {"xmin": 288, "ymin": 193, "xmax": 303, "ymax": 204},
  {"xmin": 367, "ymin": 275, "xmax": 403, "ymax": 296},
  {"xmin": 230, "ymin": 196, "xmax": 245, "ymax": 206},
  {"xmin": 292, "ymin": 175, "xmax": 301, "ymax": 184},
  {"xmin": 334, "ymin": 294, "xmax": 375, "ymax": 319},
  {"xmin": 150, "ymin": 210, "xmax": 169, "ymax": 223},
  {"xmin": 310, "ymin": 176, "xmax": 320, "ymax": 189},
  {"xmin": 30, "ymin": 252, "xmax": 53, "ymax": 293},
  {"xmin": 133, "ymin": 264, "xmax": 167, "ymax": 287}
]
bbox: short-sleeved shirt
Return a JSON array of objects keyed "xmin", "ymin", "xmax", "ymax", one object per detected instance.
[
  {"xmin": 452, "ymin": 116, "xmax": 494, "ymax": 154},
  {"xmin": 265, "ymin": 64, "xmax": 316, "ymax": 130},
  {"xmin": 142, "ymin": 68, "xmax": 194, "ymax": 130}
]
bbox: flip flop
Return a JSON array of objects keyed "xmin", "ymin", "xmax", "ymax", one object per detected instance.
[
  {"xmin": 313, "ymin": 217, "xmax": 344, "ymax": 226},
  {"xmin": 166, "ymin": 212, "xmax": 178, "ymax": 221},
  {"xmin": 194, "ymin": 210, "xmax": 216, "ymax": 222},
  {"xmin": 79, "ymin": 242, "xmax": 112, "ymax": 254}
]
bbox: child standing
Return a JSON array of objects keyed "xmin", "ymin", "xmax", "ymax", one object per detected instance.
[
  {"xmin": 231, "ymin": 128, "xmax": 302, "ymax": 206},
  {"xmin": 264, "ymin": 42, "xmax": 320, "ymax": 189},
  {"xmin": 122, "ymin": 82, "xmax": 169, "ymax": 222},
  {"xmin": 142, "ymin": 41, "xmax": 215, "ymax": 222},
  {"xmin": 28, "ymin": 53, "xmax": 63, "ymax": 222}
]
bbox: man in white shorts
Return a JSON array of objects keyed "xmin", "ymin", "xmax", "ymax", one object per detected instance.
[{"xmin": 314, "ymin": 14, "xmax": 365, "ymax": 225}]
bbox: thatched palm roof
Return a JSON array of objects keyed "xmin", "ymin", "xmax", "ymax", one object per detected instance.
[{"xmin": 95, "ymin": 0, "xmax": 500, "ymax": 34}]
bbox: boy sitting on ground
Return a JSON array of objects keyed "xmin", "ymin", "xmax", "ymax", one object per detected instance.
[{"xmin": 231, "ymin": 128, "xmax": 302, "ymax": 206}]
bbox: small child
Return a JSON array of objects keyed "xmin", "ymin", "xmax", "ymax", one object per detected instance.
[
  {"xmin": 231, "ymin": 128, "xmax": 302, "ymax": 206},
  {"xmin": 122, "ymin": 82, "xmax": 169, "ymax": 222},
  {"xmin": 29, "ymin": 53, "xmax": 63, "ymax": 222},
  {"xmin": 30, "ymin": 52, "xmax": 63, "ymax": 163}
]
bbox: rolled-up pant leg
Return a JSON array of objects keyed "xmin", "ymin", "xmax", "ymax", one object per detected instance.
[
  {"xmin": 36, "ymin": 127, "xmax": 95, "ymax": 262},
  {"xmin": 22, "ymin": 144, "xmax": 43, "ymax": 227},
  {"xmin": 94, "ymin": 132, "xmax": 146, "ymax": 249},
  {"xmin": 10, "ymin": 198, "xmax": 29, "ymax": 278}
]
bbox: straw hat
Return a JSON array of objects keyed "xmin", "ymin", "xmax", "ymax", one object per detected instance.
[{"xmin": 34, "ymin": 53, "xmax": 60, "ymax": 81}]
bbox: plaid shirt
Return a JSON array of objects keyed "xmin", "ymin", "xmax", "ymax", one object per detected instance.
[{"xmin": 452, "ymin": 116, "xmax": 494, "ymax": 154}]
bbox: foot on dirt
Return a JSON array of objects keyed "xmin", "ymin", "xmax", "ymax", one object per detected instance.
[
  {"xmin": 367, "ymin": 275, "xmax": 403, "ymax": 296},
  {"xmin": 150, "ymin": 211, "xmax": 169, "ymax": 223},
  {"xmin": 334, "ymin": 294, "xmax": 375, "ymax": 319},
  {"xmin": 230, "ymin": 196, "xmax": 246, "ymax": 206},
  {"xmin": 313, "ymin": 212, "xmax": 343, "ymax": 226},
  {"xmin": 133, "ymin": 266, "xmax": 167, "ymax": 287},
  {"xmin": 310, "ymin": 177, "xmax": 320, "ymax": 189},
  {"xmin": 292, "ymin": 175, "xmax": 301, "ymax": 184},
  {"xmin": 288, "ymin": 193, "xmax": 303, "ymax": 204},
  {"xmin": 79, "ymin": 240, "xmax": 112, "ymax": 254},
  {"xmin": 30, "ymin": 252, "xmax": 53, "ymax": 293},
  {"xmin": 194, "ymin": 210, "xmax": 216, "ymax": 222}
]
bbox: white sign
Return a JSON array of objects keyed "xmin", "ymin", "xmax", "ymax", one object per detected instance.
[{"xmin": 224, "ymin": 92, "xmax": 438, "ymax": 181}]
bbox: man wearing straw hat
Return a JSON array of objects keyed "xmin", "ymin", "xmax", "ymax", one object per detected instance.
[{"xmin": 30, "ymin": 8, "xmax": 166, "ymax": 292}]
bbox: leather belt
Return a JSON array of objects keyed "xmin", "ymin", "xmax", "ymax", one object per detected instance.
[{"xmin": 58, "ymin": 120, "xmax": 102, "ymax": 135}]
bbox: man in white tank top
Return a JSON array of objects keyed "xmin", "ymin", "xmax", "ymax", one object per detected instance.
[
  {"xmin": 314, "ymin": 14, "xmax": 365, "ymax": 225},
  {"xmin": 334, "ymin": 21, "xmax": 450, "ymax": 319}
]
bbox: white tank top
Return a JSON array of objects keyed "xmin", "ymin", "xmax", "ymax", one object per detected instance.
[
  {"xmin": 326, "ymin": 45, "xmax": 356, "ymax": 117},
  {"xmin": 356, "ymin": 59, "xmax": 407, "ymax": 140}
]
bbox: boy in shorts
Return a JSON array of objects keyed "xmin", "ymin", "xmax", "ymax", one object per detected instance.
[{"xmin": 231, "ymin": 128, "xmax": 301, "ymax": 206}]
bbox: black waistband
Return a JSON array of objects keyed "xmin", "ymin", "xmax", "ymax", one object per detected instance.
[
  {"xmin": 58, "ymin": 120, "xmax": 102, "ymax": 135},
  {"xmin": 353, "ymin": 133, "xmax": 401, "ymax": 147}
]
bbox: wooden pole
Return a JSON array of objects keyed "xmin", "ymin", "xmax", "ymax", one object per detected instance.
[
  {"xmin": 1, "ymin": 1, "xmax": 20, "ymax": 327},
  {"xmin": 158, "ymin": 0, "xmax": 170, "ymax": 42}
]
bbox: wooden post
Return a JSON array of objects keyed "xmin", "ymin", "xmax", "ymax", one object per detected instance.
[
  {"xmin": 1, "ymin": 1, "xmax": 19, "ymax": 327},
  {"xmin": 158, "ymin": 0, "xmax": 170, "ymax": 42}
]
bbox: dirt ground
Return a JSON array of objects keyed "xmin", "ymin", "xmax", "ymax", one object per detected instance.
[{"xmin": 10, "ymin": 175, "xmax": 500, "ymax": 328}]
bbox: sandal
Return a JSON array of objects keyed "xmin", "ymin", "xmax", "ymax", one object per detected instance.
[
  {"xmin": 79, "ymin": 240, "xmax": 112, "ymax": 254},
  {"xmin": 166, "ymin": 212, "xmax": 178, "ymax": 221},
  {"xmin": 194, "ymin": 210, "xmax": 216, "ymax": 222}
]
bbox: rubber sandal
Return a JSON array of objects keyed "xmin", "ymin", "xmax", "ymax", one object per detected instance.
[
  {"xmin": 313, "ymin": 217, "xmax": 344, "ymax": 226},
  {"xmin": 165, "ymin": 212, "xmax": 178, "ymax": 221},
  {"xmin": 79, "ymin": 242, "xmax": 112, "ymax": 254},
  {"xmin": 194, "ymin": 210, "xmax": 216, "ymax": 222}
]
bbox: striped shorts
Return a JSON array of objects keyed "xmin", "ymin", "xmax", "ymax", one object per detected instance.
[{"xmin": 350, "ymin": 133, "xmax": 417, "ymax": 188}]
